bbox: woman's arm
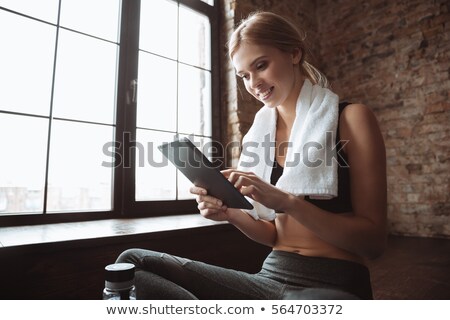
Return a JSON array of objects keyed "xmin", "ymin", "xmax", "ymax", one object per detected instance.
[
  {"xmin": 230, "ymin": 104, "xmax": 387, "ymax": 259},
  {"xmin": 190, "ymin": 186, "xmax": 277, "ymax": 247},
  {"xmin": 291, "ymin": 103, "xmax": 387, "ymax": 259},
  {"xmin": 226, "ymin": 208, "xmax": 277, "ymax": 247}
]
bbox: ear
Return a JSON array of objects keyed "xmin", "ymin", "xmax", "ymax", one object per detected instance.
[{"xmin": 292, "ymin": 48, "xmax": 302, "ymax": 65}]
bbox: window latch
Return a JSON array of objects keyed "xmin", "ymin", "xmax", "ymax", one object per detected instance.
[{"xmin": 129, "ymin": 79, "xmax": 138, "ymax": 104}]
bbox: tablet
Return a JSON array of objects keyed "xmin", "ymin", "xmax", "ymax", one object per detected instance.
[{"xmin": 158, "ymin": 138, "xmax": 253, "ymax": 209}]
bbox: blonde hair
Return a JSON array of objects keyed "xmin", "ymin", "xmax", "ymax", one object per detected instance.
[{"xmin": 228, "ymin": 12, "xmax": 329, "ymax": 88}]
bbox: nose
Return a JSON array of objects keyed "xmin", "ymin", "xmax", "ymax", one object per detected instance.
[{"xmin": 248, "ymin": 74, "xmax": 262, "ymax": 90}]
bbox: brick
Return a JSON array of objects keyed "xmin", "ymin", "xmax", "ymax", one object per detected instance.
[
  {"xmin": 407, "ymin": 193, "xmax": 421, "ymax": 203},
  {"xmin": 425, "ymin": 101, "xmax": 450, "ymax": 114},
  {"xmin": 430, "ymin": 12, "xmax": 450, "ymax": 26}
]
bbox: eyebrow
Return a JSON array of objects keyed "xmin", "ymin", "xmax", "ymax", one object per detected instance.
[{"xmin": 236, "ymin": 56, "xmax": 268, "ymax": 75}]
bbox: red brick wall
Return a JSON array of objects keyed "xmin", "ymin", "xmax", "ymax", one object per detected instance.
[
  {"xmin": 220, "ymin": 0, "xmax": 450, "ymax": 238},
  {"xmin": 318, "ymin": 0, "xmax": 450, "ymax": 238}
]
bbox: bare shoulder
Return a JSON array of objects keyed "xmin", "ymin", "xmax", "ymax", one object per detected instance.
[
  {"xmin": 340, "ymin": 103, "xmax": 379, "ymax": 129},
  {"xmin": 338, "ymin": 103, "xmax": 384, "ymax": 153}
]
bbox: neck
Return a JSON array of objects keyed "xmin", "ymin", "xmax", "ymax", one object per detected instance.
[
  {"xmin": 277, "ymin": 73, "xmax": 305, "ymax": 128},
  {"xmin": 276, "ymin": 107, "xmax": 294, "ymax": 130}
]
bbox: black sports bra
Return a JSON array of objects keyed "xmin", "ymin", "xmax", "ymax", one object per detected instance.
[{"xmin": 270, "ymin": 102, "xmax": 352, "ymax": 213}]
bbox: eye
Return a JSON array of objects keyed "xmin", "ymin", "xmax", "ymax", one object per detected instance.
[
  {"xmin": 238, "ymin": 74, "xmax": 249, "ymax": 80},
  {"xmin": 256, "ymin": 61, "xmax": 267, "ymax": 71}
]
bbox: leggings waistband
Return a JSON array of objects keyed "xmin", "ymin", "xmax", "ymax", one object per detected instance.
[{"xmin": 259, "ymin": 250, "xmax": 373, "ymax": 299}]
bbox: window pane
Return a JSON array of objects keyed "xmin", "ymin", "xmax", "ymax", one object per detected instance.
[
  {"xmin": 179, "ymin": 5, "xmax": 211, "ymax": 70},
  {"xmin": 0, "ymin": 0, "xmax": 59, "ymax": 23},
  {"xmin": 178, "ymin": 64, "xmax": 212, "ymax": 137},
  {"xmin": 135, "ymin": 130, "xmax": 176, "ymax": 201},
  {"xmin": 53, "ymin": 29, "xmax": 118, "ymax": 124},
  {"xmin": 137, "ymin": 52, "xmax": 177, "ymax": 131},
  {"xmin": 46, "ymin": 121, "xmax": 113, "ymax": 212},
  {"xmin": 0, "ymin": 114, "xmax": 48, "ymax": 214},
  {"xmin": 139, "ymin": 0, "xmax": 177, "ymax": 59},
  {"xmin": 0, "ymin": 11, "xmax": 56, "ymax": 116},
  {"xmin": 59, "ymin": 0, "xmax": 121, "ymax": 42},
  {"xmin": 200, "ymin": 0, "xmax": 214, "ymax": 5}
]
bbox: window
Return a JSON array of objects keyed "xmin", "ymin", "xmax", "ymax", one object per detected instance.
[{"xmin": 0, "ymin": 0, "xmax": 220, "ymax": 225}]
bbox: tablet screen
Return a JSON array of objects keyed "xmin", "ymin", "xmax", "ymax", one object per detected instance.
[{"xmin": 158, "ymin": 138, "xmax": 253, "ymax": 209}]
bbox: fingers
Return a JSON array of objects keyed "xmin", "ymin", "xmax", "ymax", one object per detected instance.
[
  {"xmin": 197, "ymin": 200, "xmax": 226, "ymax": 211},
  {"xmin": 189, "ymin": 186, "xmax": 207, "ymax": 195},
  {"xmin": 190, "ymin": 186, "xmax": 221, "ymax": 206},
  {"xmin": 190, "ymin": 186, "xmax": 227, "ymax": 214},
  {"xmin": 196, "ymin": 194, "xmax": 223, "ymax": 207},
  {"xmin": 223, "ymin": 171, "xmax": 256, "ymax": 186},
  {"xmin": 221, "ymin": 170, "xmax": 260, "ymax": 199},
  {"xmin": 221, "ymin": 169, "xmax": 255, "ymax": 180},
  {"xmin": 232, "ymin": 175, "xmax": 257, "ymax": 190},
  {"xmin": 220, "ymin": 169, "xmax": 233, "ymax": 177},
  {"xmin": 198, "ymin": 200, "xmax": 228, "ymax": 220},
  {"xmin": 239, "ymin": 184, "xmax": 257, "ymax": 197}
]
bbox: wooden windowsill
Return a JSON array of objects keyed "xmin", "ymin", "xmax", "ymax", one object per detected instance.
[{"xmin": 0, "ymin": 214, "xmax": 229, "ymax": 251}]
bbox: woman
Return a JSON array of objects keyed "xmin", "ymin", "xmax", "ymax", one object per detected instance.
[{"xmin": 117, "ymin": 11, "xmax": 387, "ymax": 300}]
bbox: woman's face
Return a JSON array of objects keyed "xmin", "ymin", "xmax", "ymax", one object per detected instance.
[{"xmin": 232, "ymin": 42, "xmax": 301, "ymax": 108}]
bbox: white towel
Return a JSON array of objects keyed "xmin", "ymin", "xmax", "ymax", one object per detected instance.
[{"xmin": 237, "ymin": 79, "xmax": 339, "ymax": 220}]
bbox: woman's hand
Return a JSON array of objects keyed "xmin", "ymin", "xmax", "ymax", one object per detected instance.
[
  {"xmin": 221, "ymin": 169, "xmax": 293, "ymax": 212},
  {"xmin": 190, "ymin": 183, "xmax": 279, "ymax": 248},
  {"xmin": 189, "ymin": 186, "xmax": 230, "ymax": 221}
]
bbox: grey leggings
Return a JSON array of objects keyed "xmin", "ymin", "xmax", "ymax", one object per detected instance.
[{"xmin": 116, "ymin": 249, "xmax": 372, "ymax": 300}]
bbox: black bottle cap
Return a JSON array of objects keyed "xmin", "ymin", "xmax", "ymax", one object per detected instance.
[{"xmin": 105, "ymin": 263, "xmax": 135, "ymax": 282}]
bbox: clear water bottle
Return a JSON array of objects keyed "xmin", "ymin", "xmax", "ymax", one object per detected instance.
[{"xmin": 103, "ymin": 262, "xmax": 136, "ymax": 300}]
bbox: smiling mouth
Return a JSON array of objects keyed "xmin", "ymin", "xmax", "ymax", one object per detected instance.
[{"xmin": 257, "ymin": 87, "xmax": 274, "ymax": 100}]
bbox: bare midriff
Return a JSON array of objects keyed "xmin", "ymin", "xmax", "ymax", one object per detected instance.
[{"xmin": 272, "ymin": 213, "xmax": 365, "ymax": 265}]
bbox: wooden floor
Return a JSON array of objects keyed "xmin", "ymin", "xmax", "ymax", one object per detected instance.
[{"xmin": 368, "ymin": 235, "xmax": 450, "ymax": 299}]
